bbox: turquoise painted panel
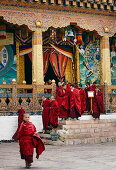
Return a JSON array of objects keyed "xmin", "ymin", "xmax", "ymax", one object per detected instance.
[{"xmin": 79, "ymin": 40, "xmax": 100, "ymax": 86}]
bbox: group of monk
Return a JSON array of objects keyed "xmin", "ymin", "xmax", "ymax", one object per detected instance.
[{"xmin": 42, "ymin": 81, "xmax": 105, "ymax": 132}]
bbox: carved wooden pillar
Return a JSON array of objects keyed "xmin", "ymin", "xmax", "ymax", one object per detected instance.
[
  {"xmin": 65, "ymin": 58, "xmax": 72, "ymax": 83},
  {"xmin": 74, "ymin": 45, "xmax": 80, "ymax": 83},
  {"xmin": 32, "ymin": 30, "xmax": 44, "ymax": 85},
  {"xmin": 16, "ymin": 41, "xmax": 20, "ymax": 84},
  {"xmin": 100, "ymin": 36, "xmax": 111, "ymax": 85}
]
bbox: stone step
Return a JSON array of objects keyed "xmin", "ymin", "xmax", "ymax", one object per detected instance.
[
  {"xmin": 61, "ymin": 122, "xmax": 116, "ymax": 129},
  {"xmin": 58, "ymin": 131, "xmax": 116, "ymax": 139},
  {"xmin": 64, "ymin": 136, "xmax": 116, "ymax": 145},
  {"xmin": 62, "ymin": 127, "xmax": 116, "ymax": 134},
  {"xmin": 59, "ymin": 119, "xmax": 115, "ymax": 125},
  {"xmin": 42, "ymin": 139, "xmax": 64, "ymax": 146}
]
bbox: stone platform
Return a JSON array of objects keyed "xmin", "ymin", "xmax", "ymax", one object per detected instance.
[{"xmin": 57, "ymin": 118, "xmax": 116, "ymax": 145}]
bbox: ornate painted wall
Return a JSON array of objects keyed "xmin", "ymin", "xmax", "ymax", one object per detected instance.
[
  {"xmin": 0, "ymin": 45, "xmax": 16, "ymax": 84},
  {"xmin": 80, "ymin": 40, "xmax": 100, "ymax": 86},
  {"xmin": 110, "ymin": 35, "xmax": 116, "ymax": 85}
]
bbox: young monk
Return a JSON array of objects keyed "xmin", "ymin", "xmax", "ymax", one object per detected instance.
[
  {"xmin": 49, "ymin": 96, "xmax": 59, "ymax": 128},
  {"xmin": 42, "ymin": 96, "xmax": 50, "ymax": 132},
  {"xmin": 18, "ymin": 113, "xmax": 45, "ymax": 169},
  {"xmin": 78, "ymin": 84, "xmax": 86, "ymax": 114},
  {"xmin": 70, "ymin": 84, "xmax": 82, "ymax": 119},
  {"xmin": 92, "ymin": 87, "xmax": 105, "ymax": 119},
  {"xmin": 12, "ymin": 107, "xmax": 25, "ymax": 141}
]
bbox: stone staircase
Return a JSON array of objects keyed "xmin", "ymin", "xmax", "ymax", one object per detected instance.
[{"xmin": 57, "ymin": 119, "xmax": 116, "ymax": 145}]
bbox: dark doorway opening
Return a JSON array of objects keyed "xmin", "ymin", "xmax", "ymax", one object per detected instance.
[
  {"xmin": 44, "ymin": 62, "xmax": 58, "ymax": 84},
  {"xmin": 24, "ymin": 54, "xmax": 32, "ymax": 84}
]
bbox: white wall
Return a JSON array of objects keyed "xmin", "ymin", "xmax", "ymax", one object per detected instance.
[{"xmin": 0, "ymin": 115, "xmax": 43, "ymax": 141}]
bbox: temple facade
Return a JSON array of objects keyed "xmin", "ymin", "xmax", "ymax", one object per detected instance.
[{"xmin": 0, "ymin": 0, "xmax": 115, "ymax": 87}]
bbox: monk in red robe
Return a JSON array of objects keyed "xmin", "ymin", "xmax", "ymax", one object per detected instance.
[
  {"xmin": 92, "ymin": 87, "xmax": 105, "ymax": 119},
  {"xmin": 12, "ymin": 107, "xmax": 25, "ymax": 141},
  {"xmin": 69, "ymin": 85, "xmax": 82, "ymax": 119},
  {"xmin": 85, "ymin": 82, "xmax": 91, "ymax": 112},
  {"xmin": 49, "ymin": 96, "xmax": 59, "ymax": 128},
  {"xmin": 90, "ymin": 82, "xmax": 97, "ymax": 91},
  {"xmin": 18, "ymin": 113, "xmax": 45, "ymax": 169},
  {"xmin": 56, "ymin": 82, "xmax": 65, "ymax": 107},
  {"xmin": 42, "ymin": 96, "xmax": 50, "ymax": 132},
  {"xmin": 60, "ymin": 84, "xmax": 70, "ymax": 119},
  {"xmin": 78, "ymin": 84, "xmax": 86, "ymax": 114}
]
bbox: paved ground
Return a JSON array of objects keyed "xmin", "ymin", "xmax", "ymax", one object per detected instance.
[{"xmin": 0, "ymin": 142, "xmax": 116, "ymax": 170}]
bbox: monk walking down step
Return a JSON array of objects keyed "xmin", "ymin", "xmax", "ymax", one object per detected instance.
[
  {"xmin": 17, "ymin": 113, "xmax": 45, "ymax": 169},
  {"xmin": 42, "ymin": 96, "xmax": 51, "ymax": 132},
  {"xmin": 49, "ymin": 96, "xmax": 59, "ymax": 129},
  {"xmin": 70, "ymin": 84, "xmax": 82, "ymax": 119},
  {"xmin": 92, "ymin": 87, "xmax": 105, "ymax": 119},
  {"xmin": 78, "ymin": 84, "xmax": 86, "ymax": 115},
  {"xmin": 12, "ymin": 107, "xmax": 25, "ymax": 141}
]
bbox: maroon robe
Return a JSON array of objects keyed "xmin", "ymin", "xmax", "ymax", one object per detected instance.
[
  {"xmin": 90, "ymin": 84, "xmax": 96, "ymax": 91},
  {"xmin": 85, "ymin": 87, "xmax": 91, "ymax": 112},
  {"xmin": 92, "ymin": 90, "xmax": 105, "ymax": 119},
  {"xmin": 70, "ymin": 88, "xmax": 82, "ymax": 119},
  {"xmin": 12, "ymin": 108, "xmax": 25, "ymax": 140},
  {"xmin": 79, "ymin": 88, "xmax": 86, "ymax": 114},
  {"xmin": 18, "ymin": 121, "xmax": 45, "ymax": 164},
  {"xmin": 56, "ymin": 86, "xmax": 65, "ymax": 107},
  {"xmin": 61, "ymin": 85, "xmax": 71, "ymax": 118},
  {"xmin": 49, "ymin": 100, "xmax": 59, "ymax": 128},
  {"xmin": 42, "ymin": 99, "xmax": 51, "ymax": 130}
]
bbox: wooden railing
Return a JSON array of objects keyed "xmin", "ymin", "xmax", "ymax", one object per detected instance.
[
  {"xmin": 0, "ymin": 82, "xmax": 115, "ymax": 115},
  {"xmin": 0, "ymin": 81, "xmax": 56, "ymax": 115}
]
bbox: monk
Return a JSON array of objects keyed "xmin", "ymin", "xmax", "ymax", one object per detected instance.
[
  {"xmin": 18, "ymin": 113, "xmax": 45, "ymax": 169},
  {"xmin": 69, "ymin": 84, "xmax": 82, "ymax": 119},
  {"xmin": 85, "ymin": 82, "xmax": 91, "ymax": 112},
  {"xmin": 42, "ymin": 96, "xmax": 50, "ymax": 132},
  {"xmin": 12, "ymin": 107, "xmax": 25, "ymax": 141},
  {"xmin": 49, "ymin": 96, "xmax": 59, "ymax": 128},
  {"xmin": 60, "ymin": 84, "xmax": 70, "ymax": 119},
  {"xmin": 78, "ymin": 84, "xmax": 86, "ymax": 114},
  {"xmin": 56, "ymin": 82, "xmax": 65, "ymax": 107},
  {"xmin": 92, "ymin": 87, "xmax": 105, "ymax": 119},
  {"xmin": 90, "ymin": 82, "xmax": 97, "ymax": 91}
]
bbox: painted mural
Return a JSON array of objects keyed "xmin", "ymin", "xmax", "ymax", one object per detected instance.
[
  {"xmin": 110, "ymin": 35, "xmax": 116, "ymax": 86},
  {"xmin": 79, "ymin": 40, "xmax": 100, "ymax": 86},
  {"xmin": 0, "ymin": 45, "xmax": 16, "ymax": 84}
]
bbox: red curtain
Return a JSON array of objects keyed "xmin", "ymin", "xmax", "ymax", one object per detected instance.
[
  {"xmin": 50, "ymin": 53, "xmax": 68, "ymax": 80},
  {"xmin": 58, "ymin": 54, "xmax": 68, "ymax": 78},
  {"xmin": 43, "ymin": 52, "xmax": 50, "ymax": 74},
  {"xmin": 49, "ymin": 53, "xmax": 60, "ymax": 79}
]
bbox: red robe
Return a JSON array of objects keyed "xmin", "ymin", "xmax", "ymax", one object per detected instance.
[
  {"xmin": 49, "ymin": 100, "xmax": 59, "ymax": 128},
  {"xmin": 42, "ymin": 99, "xmax": 51, "ymax": 130},
  {"xmin": 70, "ymin": 88, "xmax": 82, "ymax": 119},
  {"xmin": 56, "ymin": 86, "xmax": 65, "ymax": 107},
  {"xmin": 18, "ymin": 121, "xmax": 45, "ymax": 163},
  {"xmin": 12, "ymin": 108, "xmax": 25, "ymax": 140},
  {"xmin": 90, "ymin": 84, "xmax": 96, "ymax": 91},
  {"xmin": 61, "ymin": 85, "xmax": 71, "ymax": 118},
  {"xmin": 79, "ymin": 89, "xmax": 86, "ymax": 114},
  {"xmin": 92, "ymin": 91, "xmax": 105, "ymax": 119},
  {"xmin": 85, "ymin": 87, "xmax": 91, "ymax": 112}
]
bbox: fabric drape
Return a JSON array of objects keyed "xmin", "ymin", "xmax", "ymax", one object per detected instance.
[
  {"xmin": 43, "ymin": 52, "xmax": 50, "ymax": 74},
  {"xmin": 50, "ymin": 53, "xmax": 68, "ymax": 80}
]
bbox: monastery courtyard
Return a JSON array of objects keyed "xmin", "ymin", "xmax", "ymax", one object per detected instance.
[{"xmin": 0, "ymin": 142, "xmax": 116, "ymax": 170}]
